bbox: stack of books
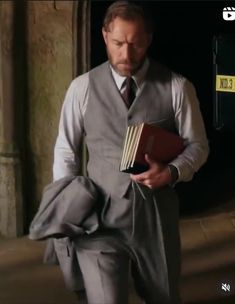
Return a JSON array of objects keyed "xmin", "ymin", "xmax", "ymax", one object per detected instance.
[{"xmin": 120, "ymin": 123, "xmax": 185, "ymax": 174}]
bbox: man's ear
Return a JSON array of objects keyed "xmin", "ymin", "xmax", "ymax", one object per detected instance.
[{"xmin": 102, "ymin": 27, "xmax": 108, "ymax": 45}]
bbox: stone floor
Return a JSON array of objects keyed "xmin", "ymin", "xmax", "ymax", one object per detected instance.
[
  {"xmin": 0, "ymin": 199, "xmax": 235, "ymax": 304},
  {"xmin": 179, "ymin": 198, "xmax": 235, "ymax": 304}
]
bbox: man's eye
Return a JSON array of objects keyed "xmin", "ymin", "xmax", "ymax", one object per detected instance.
[{"xmin": 114, "ymin": 42, "xmax": 122, "ymax": 47}]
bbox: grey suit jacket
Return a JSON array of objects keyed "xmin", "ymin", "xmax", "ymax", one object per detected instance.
[
  {"xmin": 28, "ymin": 175, "xmax": 102, "ymax": 291},
  {"xmin": 29, "ymin": 175, "xmax": 100, "ymax": 240}
]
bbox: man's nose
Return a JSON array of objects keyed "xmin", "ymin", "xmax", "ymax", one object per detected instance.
[{"xmin": 122, "ymin": 44, "xmax": 132, "ymax": 61}]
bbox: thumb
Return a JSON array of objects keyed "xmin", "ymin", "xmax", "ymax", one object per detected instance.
[{"xmin": 145, "ymin": 154, "xmax": 155, "ymax": 165}]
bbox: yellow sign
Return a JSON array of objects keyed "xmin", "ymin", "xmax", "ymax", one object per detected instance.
[{"xmin": 216, "ymin": 75, "xmax": 235, "ymax": 93}]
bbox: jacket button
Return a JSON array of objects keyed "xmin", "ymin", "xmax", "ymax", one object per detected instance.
[{"xmin": 128, "ymin": 115, "xmax": 132, "ymax": 120}]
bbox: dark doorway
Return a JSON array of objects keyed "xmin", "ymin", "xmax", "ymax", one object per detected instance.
[{"xmin": 90, "ymin": 0, "xmax": 235, "ymax": 215}]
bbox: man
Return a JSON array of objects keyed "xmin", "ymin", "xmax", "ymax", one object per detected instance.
[{"xmin": 53, "ymin": 1, "xmax": 209, "ymax": 303}]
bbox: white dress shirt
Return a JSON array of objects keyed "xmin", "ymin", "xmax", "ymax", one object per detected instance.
[{"xmin": 53, "ymin": 59, "xmax": 209, "ymax": 183}]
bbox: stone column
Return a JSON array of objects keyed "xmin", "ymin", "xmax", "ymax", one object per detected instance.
[
  {"xmin": 0, "ymin": 1, "xmax": 23, "ymax": 237},
  {"xmin": 75, "ymin": 0, "xmax": 90, "ymax": 176}
]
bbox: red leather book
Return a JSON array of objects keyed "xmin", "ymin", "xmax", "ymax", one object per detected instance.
[{"xmin": 120, "ymin": 123, "xmax": 185, "ymax": 174}]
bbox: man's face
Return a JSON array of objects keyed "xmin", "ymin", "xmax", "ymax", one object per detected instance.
[{"xmin": 102, "ymin": 17, "xmax": 152, "ymax": 77}]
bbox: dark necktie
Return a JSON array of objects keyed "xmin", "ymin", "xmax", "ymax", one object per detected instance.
[{"xmin": 122, "ymin": 77, "xmax": 136, "ymax": 108}]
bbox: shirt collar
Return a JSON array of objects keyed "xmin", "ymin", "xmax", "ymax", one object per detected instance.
[{"xmin": 110, "ymin": 58, "xmax": 149, "ymax": 91}]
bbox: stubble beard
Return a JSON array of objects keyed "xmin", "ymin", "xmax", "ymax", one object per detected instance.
[{"xmin": 106, "ymin": 50, "xmax": 147, "ymax": 77}]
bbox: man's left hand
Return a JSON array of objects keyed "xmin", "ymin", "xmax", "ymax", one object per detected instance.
[{"xmin": 130, "ymin": 154, "xmax": 172, "ymax": 189}]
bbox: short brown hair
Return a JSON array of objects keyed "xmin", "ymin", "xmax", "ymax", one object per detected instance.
[{"xmin": 103, "ymin": 1, "xmax": 154, "ymax": 34}]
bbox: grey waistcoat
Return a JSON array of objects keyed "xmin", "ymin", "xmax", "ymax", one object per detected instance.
[{"xmin": 84, "ymin": 59, "xmax": 176, "ymax": 197}]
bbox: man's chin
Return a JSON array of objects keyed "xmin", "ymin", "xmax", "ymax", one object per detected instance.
[
  {"xmin": 118, "ymin": 71, "xmax": 132, "ymax": 77},
  {"xmin": 114, "ymin": 66, "xmax": 133, "ymax": 77},
  {"xmin": 114, "ymin": 62, "xmax": 144, "ymax": 76}
]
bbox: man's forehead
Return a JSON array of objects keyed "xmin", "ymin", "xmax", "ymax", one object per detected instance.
[
  {"xmin": 107, "ymin": 16, "xmax": 145, "ymax": 32},
  {"xmin": 109, "ymin": 32, "xmax": 146, "ymax": 46}
]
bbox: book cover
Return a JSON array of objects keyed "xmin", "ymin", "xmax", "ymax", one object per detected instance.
[{"xmin": 120, "ymin": 123, "xmax": 185, "ymax": 174}]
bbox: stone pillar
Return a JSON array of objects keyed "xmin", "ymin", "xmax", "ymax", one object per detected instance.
[
  {"xmin": 75, "ymin": 0, "xmax": 90, "ymax": 176},
  {"xmin": 0, "ymin": 1, "xmax": 23, "ymax": 237}
]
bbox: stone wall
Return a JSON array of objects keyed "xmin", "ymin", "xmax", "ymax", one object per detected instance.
[
  {"xmin": 0, "ymin": 1, "xmax": 76, "ymax": 235},
  {"xmin": 26, "ymin": 1, "xmax": 74, "ymax": 220},
  {"xmin": 0, "ymin": 1, "xmax": 24, "ymax": 236}
]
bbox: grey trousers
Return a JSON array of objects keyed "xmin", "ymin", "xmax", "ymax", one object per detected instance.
[{"xmin": 74, "ymin": 183, "xmax": 182, "ymax": 304}]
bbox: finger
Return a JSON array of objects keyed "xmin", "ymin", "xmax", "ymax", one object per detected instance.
[
  {"xmin": 130, "ymin": 172, "xmax": 148, "ymax": 181},
  {"xmin": 130, "ymin": 174, "xmax": 151, "ymax": 187},
  {"xmin": 145, "ymin": 181, "xmax": 152, "ymax": 189},
  {"xmin": 143, "ymin": 179, "xmax": 151, "ymax": 188}
]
